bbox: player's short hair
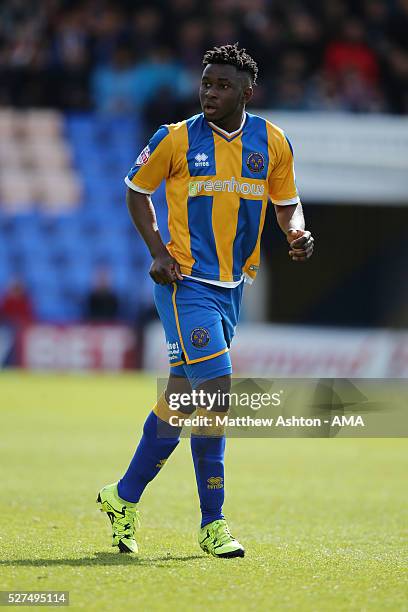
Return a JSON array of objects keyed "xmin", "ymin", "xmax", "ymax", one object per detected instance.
[{"xmin": 202, "ymin": 43, "xmax": 258, "ymax": 85}]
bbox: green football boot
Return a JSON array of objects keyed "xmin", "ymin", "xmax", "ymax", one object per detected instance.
[
  {"xmin": 199, "ymin": 519, "xmax": 245, "ymax": 558},
  {"xmin": 97, "ymin": 483, "xmax": 140, "ymax": 553}
]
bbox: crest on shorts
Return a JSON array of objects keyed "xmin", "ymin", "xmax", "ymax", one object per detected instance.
[
  {"xmin": 246, "ymin": 152, "xmax": 265, "ymax": 173},
  {"xmin": 134, "ymin": 145, "xmax": 150, "ymax": 166},
  {"xmin": 190, "ymin": 327, "xmax": 210, "ymax": 348}
]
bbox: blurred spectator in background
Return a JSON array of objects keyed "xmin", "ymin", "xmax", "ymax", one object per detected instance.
[
  {"xmin": 130, "ymin": 7, "xmax": 163, "ymax": 58},
  {"xmin": 0, "ymin": 279, "xmax": 34, "ymax": 327},
  {"xmin": 324, "ymin": 19, "xmax": 380, "ymax": 86},
  {"xmin": 92, "ymin": 45, "xmax": 192, "ymax": 115},
  {"xmin": 91, "ymin": 45, "xmax": 140, "ymax": 114},
  {"xmin": 323, "ymin": 18, "xmax": 385, "ymax": 112},
  {"xmin": 176, "ymin": 19, "xmax": 207, "ymax": 73},
  {"xmin": 85, "ymin": 267, "xmax": 119, "ymax": 322},
  {"xmin": 0, "ymin": 0, "xmax": 407, "ymax": 115}
]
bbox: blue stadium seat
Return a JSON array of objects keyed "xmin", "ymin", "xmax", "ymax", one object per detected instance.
[
  {"xmin": 24, "ymin": 264, "xmax": 58, "ymax": 293},
  {"xmin": 9, "ymin": 229, "xmax": 48, "ymax": 258},
  {"xmin": 34, "ymin": 289, "xmax": 80, "ymax": 322},
  {"xmin": 65, "ymin": 114, "xmax": 95, "ymax": 141},
  {"xmin": 0, "ymin": 259, "xmax": 12, "ymax": 291},
  {"xmin": 62, "ymin": 262, "xmax": 93, "ymax": 293},
  {"xmin": 0, "ymin": 114, "xmax": 157, "ymax": 323}
]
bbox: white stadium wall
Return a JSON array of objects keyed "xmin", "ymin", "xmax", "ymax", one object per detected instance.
[{"xmin": 257, "ymin": 112, "xmax": 408, "ymax": 204}]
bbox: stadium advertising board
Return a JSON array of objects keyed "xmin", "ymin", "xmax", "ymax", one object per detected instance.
[
  {"xmin": 0, "ymin": 325, "xmax": 15, "ymax": 368},
  {"xmin": 18, "ymin": 325, "xmax": 138, "ymax": 370},
  {"xmin": 144, "ymin": 322, "xmax": 408, "ymax": 378}
]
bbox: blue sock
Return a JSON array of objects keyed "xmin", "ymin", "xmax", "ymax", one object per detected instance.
[
  {"xmin": 117, "ymin": 411, "xmax": 181, "ymax": 503},
  {"xmin": 191, "ymin": 435, "xmax": 226, "ymax": 528}
]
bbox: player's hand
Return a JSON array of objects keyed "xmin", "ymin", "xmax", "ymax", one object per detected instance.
[
  {"xmin": 287, "ymin": 229, "xmax": 314, "ymax": 262},
  {"xmin": 149, "ymin": 253, "xmax": 183, "ymax": 284}
]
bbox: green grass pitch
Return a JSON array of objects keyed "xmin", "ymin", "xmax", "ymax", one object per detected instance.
[{"xmin": 0, "ymin": 372, "xmax": 407, "ymax": 611}]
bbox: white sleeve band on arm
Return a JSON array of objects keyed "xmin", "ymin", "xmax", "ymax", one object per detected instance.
[
  {"xmin": 124, "ymin": 176, "xmax": 153, "ymax": 195},
  {"xmin": 271, "ymin": 196, "xmax": 300, "ymax": 206}
]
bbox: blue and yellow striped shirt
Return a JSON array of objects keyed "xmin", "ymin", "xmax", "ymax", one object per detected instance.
[{"xmin": 125, "ymin": 112, "xmax": 299, "ymax": 284}]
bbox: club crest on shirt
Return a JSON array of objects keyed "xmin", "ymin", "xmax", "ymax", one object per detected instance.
[
  {"xmin": 134, "ymin": 145, "xmax": 150, "ymax": 166},
  {"xmin": 246, "ymin": 152, "xmax": 265, "ymax": 173},
  {"xmin": 190, "ymin": 327, "xmax": 210, "ymax": 348}
]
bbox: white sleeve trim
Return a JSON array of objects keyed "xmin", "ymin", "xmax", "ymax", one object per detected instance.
[
  {"xmin": 124, "ymin": 176, "xmax": 153, "ymax": 194},
  {"xmin": 271, "ymin": 195, "xmax": 300, "ymax": 206}
]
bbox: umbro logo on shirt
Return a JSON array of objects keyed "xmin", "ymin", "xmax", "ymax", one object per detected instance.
[{"xmin": 194, "ymin": 152, "xmax": 210, "ymax": 167}]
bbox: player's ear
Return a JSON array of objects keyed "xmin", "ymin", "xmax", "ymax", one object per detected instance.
[{"xmin": 243, "ymin": 85, "xmax": 253, "ymax": 105}]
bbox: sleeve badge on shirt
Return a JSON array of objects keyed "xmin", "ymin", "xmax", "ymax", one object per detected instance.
[
  {"xmin": 134, "ymin": 145, "xmax": 150, "ymax": 166},
  {"xmin": 190, "ymin": 327, "xmax": 210, "ymax": 348},
  {"xmin": 246, "ymin": 152, "xmax": 265, "ymax": 173}
]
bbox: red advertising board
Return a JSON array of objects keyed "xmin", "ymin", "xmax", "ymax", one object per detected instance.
[{"xmin": 18, "ymin": 325, "xmax": 138, "ymax": 370}]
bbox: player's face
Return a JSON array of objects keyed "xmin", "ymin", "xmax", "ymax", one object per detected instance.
[{"xmin": 200, "ymin": 64, "xmax": 252, "ymax": 129}]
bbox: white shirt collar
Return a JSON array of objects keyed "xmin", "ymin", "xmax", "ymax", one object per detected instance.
[{"xmin": 208, "ymin": 112, "xmax": 246, "ymax": 138}]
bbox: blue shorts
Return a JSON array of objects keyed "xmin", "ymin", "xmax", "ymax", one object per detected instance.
[{"xmin": 153, "ymin": 279, "xmax": 244, "ymax": 387}]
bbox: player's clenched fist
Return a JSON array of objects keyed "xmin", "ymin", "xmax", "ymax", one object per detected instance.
[
  {"xmin": 149, "ymin": 253, "xmax": 183, "ymax": 284},
  {"xmin": 287, "ymin": 229, "xmax": 314, "ymax": 262}
]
